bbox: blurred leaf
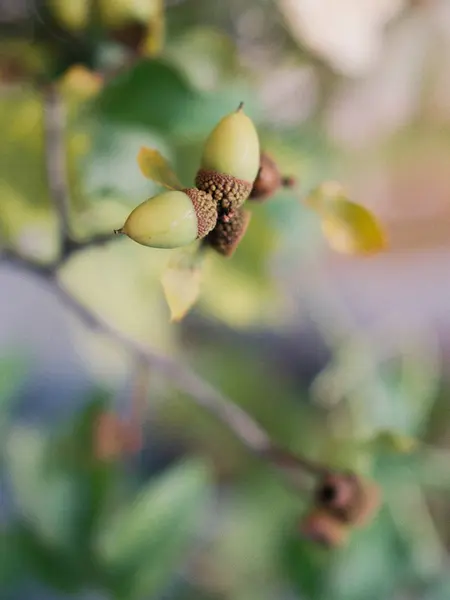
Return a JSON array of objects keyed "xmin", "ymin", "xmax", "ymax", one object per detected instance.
[
  {"xmin": 48, "ymin": 0, "xmax": 90, "ymax": 32},
  {"xmin": 96, "ymin": 458, "xmax": 211, "ymax": 600},
  {"xmin": 137, "ymin": 146, "xmax": 182, "ymax": 190},
  {"xmin": 58, "ymin": 65, "xmax": 104, "ymax": 101},
  {"xmin": 0, "ymin": 527, "xmax": 25, "ymax": 590},
  {"xmin": 161, "ymin": 246, "xmax": 205, "ymax": 322},
  {"xmin": 0, "ymin": 354, "xmax": 27, "ymax": 441},
  {"xmin": 306, "ymin": 181, "xmax": 387, "ymax": 256},
  {"xmin": 6, "ymin": 426, "xmax": 91, "ymax": 551},
  {"xmin": 165, "ymin": 26, "xmax": 240, "ymax": 92},
  {"xmin": 140, "ymin": 0, "xmax": 165, "ymax": 58},
  {"xmin": 15, "ymin": 523, "xmax": 84, "ymax": 593},
  {"xmin": 95, "ymin": 59, "xmax": 196, "ymax": 134},
  {"xmin": 283, "ymin": 531, "xmax": 332, "ymax": 600},
  {"xmin": 368, "ymin": 430, "xmax": 419, "ymax": 455}
]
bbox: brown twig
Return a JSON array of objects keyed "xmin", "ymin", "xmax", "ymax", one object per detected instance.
[{"xmin": 42, "ymin": 84, "xmax": 72, "ymax": 253}]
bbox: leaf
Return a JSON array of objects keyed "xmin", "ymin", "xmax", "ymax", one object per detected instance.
[
  {"xmin": 369, "ymin": 430, "xmax": 419, "ymax": 455},
  {"xmin": 161, "ymin": 246, "xmax": 205, "ymax": 322},
  {"xmin": 5, "ymin": 425, "xmax": 96, "ymax": 552},
  {"xmin": 95, "ymin": 458, "xmax": 211, "ymax": 600},
  {"xmin": 0, "ymin": 354, "xmax": 27, "ymax": 442},
  {"xmin": 137, "ymin": 146, "xmax": 182, "ymax": 190},
  {"xmin": 140, "ymin": 0, "xmax": 165, "ymax": 58},
  {"xmin": 15, "ymin": 524, "xmax": 84, "ymax": 593},
  {"xmin": 95, "ymin": 59, "xmax": 197, "ymax": 134},
  {"xmin": 305, "ymin": 181, "xmax": 387, "ymax": 256},
  {"xmin": 58, "ymin": 65, "xmax": 103, "ymax": 100}
]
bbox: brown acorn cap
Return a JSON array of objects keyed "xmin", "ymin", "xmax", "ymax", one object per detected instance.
[
  {"xmin": 314, "ymin": 471, "xmax": 381, "ymax": 527},
  {"xmin": 183, "ymin": 188, "xmax": 218, "ymax": 239},
  {"xmin": 250, "ymin": 153, "xmax": 282, "ymax": 201},
  {"xmin": 250, "ymin": 153, "xmax": 297, "ymax": 202},
  {"xmin": 299, "ymin": 508, "xmax": 350, "ymax": 548},
  {"xmin": 206, "ymin": 208, "xmax": 251, "ymax": 257},
  {"xmin": 195, "ymin": 169, "xmax": 253, "ymax": 219}
]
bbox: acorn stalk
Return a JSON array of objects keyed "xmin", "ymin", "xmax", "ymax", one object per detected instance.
[{"xmin": 116, "ymin": 188, "xmax": 217, "ymax": 249}]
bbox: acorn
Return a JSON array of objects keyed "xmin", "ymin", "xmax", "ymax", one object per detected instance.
[
  {"xmin": 115, "ymin": 188, "xmax": 217, "ymax": 249},
  {"xmin": 195, "ymin": 103, "xmax": 260, "ymax": 219},
  {"xmin": 249, "ymin": 152, "xmax": 297, "ymax": 202},
  {"xmin": 314, "ymin": 471, "xmax": 381, "ymax": 528},
  {"xmin": 299, "ymin": 508, "xmax": 350, "ymax": 548},
  {"xmin": 205, "ymin": 207, "xmax": 251, "ymax": 257}
]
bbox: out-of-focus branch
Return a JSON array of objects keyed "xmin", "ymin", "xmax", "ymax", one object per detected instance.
[
  {"xmin": 0, "ymin": 246, "xmax": 329, "ymax": 482},
  {"xmin": 42, "ymin": 84, "xmax": 72, "ymax": 252},
  {"xmin": 41, "ymin": 84, "xmax": 118, "ymax": 268}
]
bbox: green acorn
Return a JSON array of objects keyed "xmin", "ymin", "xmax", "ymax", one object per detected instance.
[
  {"xmin": 195, "ymin": 103, "xmax": 260, "ymax": 219},
  {"xmin": 115, "ymin": 188, "xmax": 217, "ymax": 249}
]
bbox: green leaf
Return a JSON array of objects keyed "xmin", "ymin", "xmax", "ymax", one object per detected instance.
[
  {"xmin": 15, "ymin": 523, "xmax": 84, "ymax": 593},
  {"xmin": 96, "ymin": 458, "xmax": 211, "ymax": 600},
  {"xmin": 95, "ymin": 59, "xmax": 196, "ymax": 134},
  {"xmin": 0, "ymin": 527, "xmax": 26, "ymax": 590},
  {"xmin": 0, "ymin": 354, "xmax": 27, "ymax": 443},
  {"xmin": 368, "ymin": 430, "xmax": 419, "ymax": 455},
  {"xmin": 5, "ymin": 425, "xmax": 97, "ymax": 552},
  {"xmin": 137, "ymin": 146, "xmax": 182, "ymax": 190},
  {"xmin": 161, "ymin": 246, "xmax": 205, "ymax": 322},
  {"xmin": 305, "ymin": 181, "xmax": 387, "ymax": 256}
]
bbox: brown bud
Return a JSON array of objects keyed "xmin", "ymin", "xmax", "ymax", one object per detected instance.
[
  {"xmin": 206, "ymin": 208, "xmax": 251, "ymax": 257},
  {"xmin": 249, "ymin": 153, "xmax": 297, "ymax": 202},
  {"xmin": 94, "ymin": 412, "xmax": 142, "ymax": 461},
  {"xmin": 299, "ymin": 508, "xmax": 350, "ymax": 548},
  {"xmin": 314, "ymin": 471, "xmax": 381, "ymax": 528}
]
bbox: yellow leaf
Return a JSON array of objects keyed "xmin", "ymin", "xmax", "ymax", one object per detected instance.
[
  {"xmin": 140, "ymin": 0, "xmax": 165, "ymax": 57},
  {"xmin": 58, "ymin": 65, "xmax": 103, "ymax": 100},
  {"xmin": 370, "ymin": 430, "xmax": 419, "ymax": 455},
  {"xmin": 137, "ymin": 147, "xmax": 182, "ymax": 190},
  {"xmin": 161, "ymin": 247, "xmax": 205, "ymax": 322},
  {"xmin": 305, "ymin": 181, "xmax": 387, "ymax": 256}
]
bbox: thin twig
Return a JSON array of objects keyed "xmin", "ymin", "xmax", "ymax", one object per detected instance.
[
  {"xmin": 42, "ymin": 84, "xmax": 72, "ymax": 253},
  {"xmin": 0, "ymin": 247, "xmax": 328, "ymax": 480}
]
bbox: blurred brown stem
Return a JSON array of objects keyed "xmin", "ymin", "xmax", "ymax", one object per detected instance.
[{"xmin": 41, "ymin": 84, "xmax": 118, "ymax": 266}]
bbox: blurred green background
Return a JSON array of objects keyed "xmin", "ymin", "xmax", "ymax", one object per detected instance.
[{"xmin": 2, "ymin": 0, "xmax": 450, "ymax": 599}]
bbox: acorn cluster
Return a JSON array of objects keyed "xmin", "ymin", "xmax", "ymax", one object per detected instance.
[
  {"xmin": 116, "ymin": 103, "xmax": 262, "ymax": 257},
  {"xmin": 299, "ymin": 470, "xmax": 381, "ymax": 548}
]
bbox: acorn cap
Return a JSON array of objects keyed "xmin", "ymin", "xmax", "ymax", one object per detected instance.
[
  {"xmin": 116, "ymin": 189, "xmax": 217, "ymax": 249},
  {"xmin": 314, "ymin": 471, "xmax": 381, "ymax": 527},
  {"xmin": 250, "ymin": 153, "xmax": 282, "ymax": 201},
  {"xmin": 195, "ymin": 168, "xmax": 253, "ymax": 218},
  {"xmin": 206, "ymin": 208, "xmax": 251, "ymax": 257},
  {"xmin": 299, "ymin": 508, "xmax": 350, "ymax": 548},
  {"xmin": 200, "ymin": 103, "xmax": 260, "ymax": 184}
]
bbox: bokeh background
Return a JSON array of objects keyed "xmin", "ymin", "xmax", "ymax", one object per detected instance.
[{"xmin": 1, "ymin": 0, "xmax": 450, "ymax": 599}]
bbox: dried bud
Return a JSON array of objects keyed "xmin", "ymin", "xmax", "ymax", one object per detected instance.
[
  {"xmin": 206, "ymin": 208, "xmax": 251, "ymax": 257},
  {"xmin": 249, "ymin": 153, "xmax": 296, "ymax": 202},
  {"xmin": 299, "ymin": 508, "xmax": 350, "ymax": 548},
  {"xmin": 94, "ymin": 412, "xmax": 142, "ymax": 461},
  {"xmin": 314, "ymin": 471, "xmax": 381, "ymax": 527}
]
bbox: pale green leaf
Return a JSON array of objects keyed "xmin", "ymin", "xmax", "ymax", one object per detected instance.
[
  {"xmin": 161, "ymin": 246, "xmax": 205, "ymax": 322},
  {"xmin": 137, "ymin": 146, "xmax": 182, "ymax": 190}
]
